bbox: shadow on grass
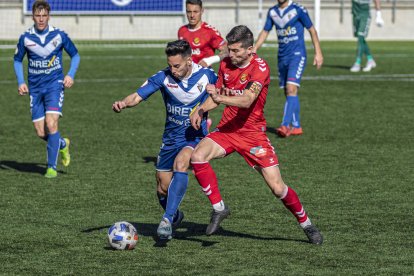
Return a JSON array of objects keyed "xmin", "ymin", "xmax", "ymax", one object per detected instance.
[
  {"xmin": 142, "ymin": 156, "xmax": 157, "ymax": 166},
  {"xmin": 0, "ymin": 160, "xmax": 66, "ymax": 175},
  {"xmin": 82, "ymin": 220, "xmax": 308, "ymax": 249},
  {"xmin": 322, "ymin": 64, "xmax": 351, "ymax": 70}
]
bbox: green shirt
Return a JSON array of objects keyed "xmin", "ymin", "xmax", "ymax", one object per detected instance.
[{"xmin": 353, "ymin": 0, "xmax": 371, "ymax": 4}]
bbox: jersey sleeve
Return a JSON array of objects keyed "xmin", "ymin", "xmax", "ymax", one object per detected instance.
[
  {"xmin": 136, "ymin": 70, "xmax": 165, "ymax": 100},
  {"xmin": 208, "ymin": 27, "xmax": 225, "ymax": 50},
  {"xmin": 61, "ymin": 31, "xmax": 78, "ymax": 58},
  {"xmin": 249, "ymin": 59, "xmax": 270, "ymax": 91},
  {"xmin": 263, "ymin": 8, "xmax": 275, "ymax": 32},
  {"xmin": 207, "ymin": 68, "xmax": 218, "ymax": 84},
  {"xmin": 14, "ymin": 35, "xmax": 26, "ymax": 62},
  {"xmin": 298, "ymin": 6, "xmax": 313, "ymax": 29},
  {"xmin": 215, "ymin": 62, "xmax": 224, "ymax": 89}
]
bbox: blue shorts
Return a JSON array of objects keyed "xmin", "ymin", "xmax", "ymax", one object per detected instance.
[
  {"xmin": 278, "ymin": 54, "xmax": 307, "ymax": 88},
  {"xmin": 156, "ymin": 139, "xmax": 201, "ymax": 171},
  {"xmin": 30, "ymin": 84, "xmax": 65, "ymax": 122}
]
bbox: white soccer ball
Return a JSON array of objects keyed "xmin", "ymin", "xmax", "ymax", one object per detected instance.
[{"xmin": 107, "ymin": 221, "xmax": 138, "ymax": 250}]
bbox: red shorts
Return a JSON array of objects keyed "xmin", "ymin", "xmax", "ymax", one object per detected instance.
[{"xmin": 206, "ymin": 130, "xmax": 279, "ymax": 168}]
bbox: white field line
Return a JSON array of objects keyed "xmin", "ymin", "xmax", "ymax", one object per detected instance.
[{"xmin": 2, "ymin": 74, "xmax": 414, "ymax": 85}]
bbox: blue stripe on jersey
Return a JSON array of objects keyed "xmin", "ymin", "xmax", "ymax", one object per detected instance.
[
  {"xmin": 264, "ymin": 2, "xmax": 313, "ymax": 58},
  {"xmin": 137, "ymin": 63, "xmax": 217, "ymax": 146},
  {"xmin": 14, "ymin": 25, "xmax": 78, "ymax": 90}
]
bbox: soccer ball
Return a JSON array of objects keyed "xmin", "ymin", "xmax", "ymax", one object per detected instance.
[{"xmin": 107, "ymin": 221, "xmax": 138, "ymax": 250}]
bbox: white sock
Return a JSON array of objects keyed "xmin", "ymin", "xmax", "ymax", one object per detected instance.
[
  {"xmin": 300, "ymin": 217, "xmax": 312, "ymax": 228},
  {"xmin": 212, "ymin": 200, "xmax": 225, "ymax": 212}
]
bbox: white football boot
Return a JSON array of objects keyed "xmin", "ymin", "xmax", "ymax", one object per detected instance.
[
  {"xmin": 363, "ymin": 60, "xmax": 377, "ymax": 72},
  {"xmin": 350, "ymin": 63, "xmax": 361, "ymax": 72}
]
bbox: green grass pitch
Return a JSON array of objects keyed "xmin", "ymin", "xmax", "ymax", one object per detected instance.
[{"xmin": 0, "ymin": 41, "xmax": 413, "ymax": 275}]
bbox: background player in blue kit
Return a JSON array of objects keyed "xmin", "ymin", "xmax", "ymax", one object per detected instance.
[
  {"xmin": 112, "ymin": 40, "xmax": 217, "ymax": 240},
  {"xmin": 13, "ymin": 0, "xmax": 80, "ymax": 178},
  {"xmin": 254, "ymin": 0, "xmax": 323, "ymax": 138}
]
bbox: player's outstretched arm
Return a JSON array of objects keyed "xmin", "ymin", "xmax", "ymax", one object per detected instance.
[
  {"xmin": 253, "ymin": 30, "xmax": 269, "ymax": 53},
  {"xmin": 112, "ymin": 92, "xmax": 143, "ymax": 113},
  {"xmin": 308, "ymin": 26, "xmax": 323, "ymax": 70},
  {"xmin": 199, "ymin": 42, "xmax": 228, "ymax": 67}
]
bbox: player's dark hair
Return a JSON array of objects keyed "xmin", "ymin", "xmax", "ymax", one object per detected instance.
[
  {"xmin": 186, "ymin": 0, "xmax": 202, "ymax": 8},
  {"xmin": 226, "ymin": 25, "xmax": 254, "ymax": 49},
  {"xmin": 32, "ymin": 0, "xmax": 51, "ymax": 14},
  {"xmin": 165, "ymin": 40, "xmax": 192, "ymax": 58}
]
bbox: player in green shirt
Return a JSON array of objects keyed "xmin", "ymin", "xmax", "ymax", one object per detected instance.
[{"xmin": 350, "ymin": 0, "xmax": 384, "ymax": 72}]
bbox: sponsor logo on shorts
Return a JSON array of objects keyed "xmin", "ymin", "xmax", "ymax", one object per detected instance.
[{"xmin": 250, "ymin": 146, "xmax": 267, "ymax": 157}]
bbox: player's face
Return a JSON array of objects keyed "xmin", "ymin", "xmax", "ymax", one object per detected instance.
[
  {"xmin": 32, "ymin": 8, "xmax": 50, "ymax": 31},
  {"xmin": 186, "ymin": 4, "xmax": 203, "ymax": 28},
  {"xmin": 167, "ymin": 54, "xmax": 192, "ymax": 79},
  {"xmin": 227, "ymin": 42, "xmax": 253, "ymax": 67},
  {"xmin": 277, "ymin": 0, "xmax": 289, "ymax": 7}
]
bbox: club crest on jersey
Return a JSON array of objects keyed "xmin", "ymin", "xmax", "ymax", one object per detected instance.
[
  {"xmin": 250, "ymin": 146, "xmax": 267, "ymax": 157},
  {"xmin": 193, "ymin": 37, "xmax": 201, "ymax": 46},
  {"xmin": 197, "ymin": 82, "xmax": 203, "ymax": 92},
  {"xmin": 239, "ymin": 73, "xmax": 248, "ymax": 84}
]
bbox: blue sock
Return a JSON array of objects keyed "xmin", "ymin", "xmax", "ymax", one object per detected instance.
[
  {"xmin": 59, "ymin": 138, "xmax": 66, "ymax": 150},
  {"xmin": 157, "ymin": 192, "xmax": 167, "ymax": 211},
  {"xmin": 47, "ymin": 132, "xmax": 60, "ymax": 170},
  {"xmin": 281, "ymin": 96, "xmax": 296, "ymax": 127},
  {"xmin": 164, "ymin": 172, "xmax": 188, "ymax": 223},
  {"xmin": 291, "ymin": 96, "xmax": 301, "ymax": 128}
]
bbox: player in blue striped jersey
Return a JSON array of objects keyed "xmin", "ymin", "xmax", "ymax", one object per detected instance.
[
  {"xmin": 13, "ymin": 0, "xmax": 80, "ymax": 178},
  {"xmin": 254, "ymin": 0, "xmax": 323, "ymax": 138},
  {"xmin": 112, "ymin": 40, "xmax": 217, "ymax": 240}
]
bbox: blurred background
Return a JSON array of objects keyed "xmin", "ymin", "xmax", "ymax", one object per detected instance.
[{"xmin": 0, "ymin": 0, "xmax": 413, "ymax": 42}]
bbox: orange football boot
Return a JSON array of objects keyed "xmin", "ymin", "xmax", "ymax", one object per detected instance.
[
  {"xmin": 290, "ymin": 127, "xmax": 303, "ymax": 136},
  {"xmin": 276, "ymin": 126, "xmax": 291, "ymax": 137}
]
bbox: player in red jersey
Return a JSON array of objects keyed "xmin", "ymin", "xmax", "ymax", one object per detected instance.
[
  {"xmin": 179, "ymin": 0, "xmax": 227, "ymax": 129},
  {"xmin": 190, "ymin": 25, "xmax": 323, "ymax": 245},
  {"xmin": 178, "ymin": 0, "xmax": 227, "ymax": 68}
]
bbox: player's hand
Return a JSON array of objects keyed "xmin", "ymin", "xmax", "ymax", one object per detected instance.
[
  {"xmin": 63, "ymin": 75, "xmax": 74, "ymax": 88},
  {"xmin": 112, "ymin": 101, "xmax": 127, "ymax": 113},
  {"xmin": 190, "ymin": 106, "xmax": 203, "ymax": 130},
  {"xmin": 376, "ymin": 10, "xmax": 384, "ymax": 27},
  {"xmin": 18, "ymin": 83, "xmax": 29, "ymax": 95},
  {"xmin": 198, "ymin": 60, "xmax": 209, "ymax": 67},
  {"xmin": 206, "ymin": 84, "xmax": 222, "ymax": 104},
  {"xmin": 313, "ymin": 53, "xmax": 323, "ymax": 70}
]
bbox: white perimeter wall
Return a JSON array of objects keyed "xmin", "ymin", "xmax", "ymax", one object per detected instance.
[{"xmin": 1, "ymin": 2, "xmax": 413, "ymax": 41}]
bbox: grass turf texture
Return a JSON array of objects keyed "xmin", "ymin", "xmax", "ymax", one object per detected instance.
[{"xmin": 0, "ymin": 41, "xmax": 413, "ymax": 275}]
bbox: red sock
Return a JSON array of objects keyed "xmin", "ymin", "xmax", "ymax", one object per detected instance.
[
  {"xmin": 192, "ymin": 162, "xmax": 222, "ymax": 205},
  {"xmin": 280, "ymin": 186, "xmax": 308, "ymax": 223}
]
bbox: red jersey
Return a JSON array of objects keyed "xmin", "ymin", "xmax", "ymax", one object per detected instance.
[
  {"xmin": 178, "ymin": 22, "xmax": 225, "ymax": 64},
  {"xmin": 215, "ymin": 55, "xmax": 271, "ymax": 133}
]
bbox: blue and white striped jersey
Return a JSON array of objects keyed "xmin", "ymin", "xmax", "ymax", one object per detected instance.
[
  {"xmin": 264, "ymin": 1, "xmax": 313, "ymax": 58},
  {"xmin": 137, "ymin": 63, "xmax": 217, "ymax": 147},
  {"xmin": 14, "ymin": 26, "xmax": 78, "ymax": 90}
]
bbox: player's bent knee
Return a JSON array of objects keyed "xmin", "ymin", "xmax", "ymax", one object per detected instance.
[
  {"xmin": 285, "ymin": 87, "xmax": 298, "ymax": 96},
  {"xmin": 191, "ymin": 149, "xmax": 207, "ymax": 163},
  {"xmin": 174, "ymin": 160, "xmax": 189, "ymax": 172}
]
